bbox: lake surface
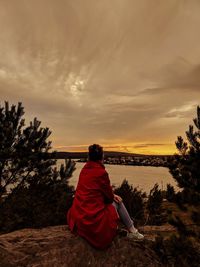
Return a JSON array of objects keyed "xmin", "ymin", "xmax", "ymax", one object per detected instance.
[{"xmin": 57, "ymin": 160, "xmax": 177, "ymax": 193}]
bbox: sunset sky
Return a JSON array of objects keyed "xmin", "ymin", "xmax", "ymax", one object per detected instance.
[{"xmin": 0, "ymin": 0, "xmax": 200, "ymax": 155}]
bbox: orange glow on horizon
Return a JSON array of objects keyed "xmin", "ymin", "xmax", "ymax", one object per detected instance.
[{"xmin": 54, "ymin": 143, "xmax": 177, "ymax": 155}]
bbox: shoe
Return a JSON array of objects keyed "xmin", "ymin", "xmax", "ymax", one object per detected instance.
[{"xmin": 127, "ymin": 230, "xmax": 144, "ymax": 240}]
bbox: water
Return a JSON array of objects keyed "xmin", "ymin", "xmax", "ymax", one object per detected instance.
[{"xmin": 57, "ymin": 160, "xmax": 177, "ymax": 193}]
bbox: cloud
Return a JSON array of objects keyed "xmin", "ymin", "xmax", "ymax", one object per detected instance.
[
  {"xmin": 0, "ymin": 0, "xmax": 200, "ymax": 154},
  {"xmin": 133, "ymin": 143, "xmax": 168, "ymax": 149},
  {"xmin": 164, "ymin": 101, "xmax": 198, "ymax": 119}
]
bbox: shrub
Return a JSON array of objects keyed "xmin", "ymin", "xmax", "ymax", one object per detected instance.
[
  {"xmin": 166, "ymin": 184, "xmax": 176, "ymax": 202},
  {"xmin": 146, "ymin": 183, "xmax": 167, "ymax": 225},
  {"xmin": 114, "ymin": 179, "xmax": 146, "ymax": 226}
]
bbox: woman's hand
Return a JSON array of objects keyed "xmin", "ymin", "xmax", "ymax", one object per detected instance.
[{"xmin": 114, "ymin": 194, "xmax": 122, "ymax": 203}]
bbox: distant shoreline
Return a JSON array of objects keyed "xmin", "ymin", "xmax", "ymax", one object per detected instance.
[
  {"xmin": 54, "ymin": 151, "xmax": 173, "ymax": 159},
  {"xmin": 55, "ymin": 151, "xmax": 173, "ymax": 167}
]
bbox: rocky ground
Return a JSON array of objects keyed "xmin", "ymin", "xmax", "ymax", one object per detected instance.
[{"xmin": 0, "ymin": 225, "xmax": 176, "ymax": 267}]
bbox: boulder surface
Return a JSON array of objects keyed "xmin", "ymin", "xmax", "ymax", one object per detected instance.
[{"xmin": 0, "ymin": 225, "xmax": 167, "ymax": 267}]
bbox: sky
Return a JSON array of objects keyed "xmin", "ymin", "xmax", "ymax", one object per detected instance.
[{"xmin": 0, "ymin": 0, "xmax": 200, "ymax": 155}]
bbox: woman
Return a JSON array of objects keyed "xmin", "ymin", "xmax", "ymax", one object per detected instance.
[{"xmin": 67, "ymin": 144, "xmax": 144, "ymax": 249}]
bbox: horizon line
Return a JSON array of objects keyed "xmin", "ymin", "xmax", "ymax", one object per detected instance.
[{"xmin": 54, "ymin": 150, "xmax": 174, "ymax": 156}]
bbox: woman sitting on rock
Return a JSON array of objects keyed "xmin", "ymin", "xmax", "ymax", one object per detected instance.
[{"xmin": 67, "ymin": 144, "xmax": 144, "ymax": 249}]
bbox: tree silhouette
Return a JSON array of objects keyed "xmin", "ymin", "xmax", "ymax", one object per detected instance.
[
  {"xmin": 146, "ymin": 183, "xmax": 167, "ymax": 225},
  {"xmin": 0, "ymin": 102, "xmax": 75, "ymax": 201},
  {"xmin": 114, "ymin": 179, "xmax": 146, "ymax": 226},
  {"xmin": 166, "ymin": 184, "xmax": 176, "ymax": 202},
  {"xmin": 169, "ymin": 106, "xmax": 200, "ymax": 207},
  {"xmin": 0, "ymin": 102, "xmax": 76, "ymax": 232},
  {"xmin": 154, "ymin": 106, "xmax": 200, "ymax": 266}
]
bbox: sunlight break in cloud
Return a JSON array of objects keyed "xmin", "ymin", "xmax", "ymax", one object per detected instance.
[{"xmin": 0, "ymin": 0, "xmax": 200, "ymax": 154}]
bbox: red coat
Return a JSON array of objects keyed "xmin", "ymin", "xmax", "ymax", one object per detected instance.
[{"xmin": 67, "ymin": 160, "xmax": 120, "ymax": 249}]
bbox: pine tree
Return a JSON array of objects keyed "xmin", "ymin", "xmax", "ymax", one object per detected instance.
[
  {"xmin": 166, "ymin": 184, "xmax": 176, "ymax": 202},
  {"xmin": 154, "ymin": 106, "xmax": 200, "ymax": 266},
  {"xmin": 169, "ymin": 106, "xmax": 200, "ymax": 219},
  {"xmin": 0, "ymin": 102, "xmax": 75, "ymax": 200},
  {"xmin": 146, "ymin": 183, "xmax": 167, "ymax": 225},
  {"xmin": 0, "ymin": 102, "xmax": 76, "ymax": 232}
]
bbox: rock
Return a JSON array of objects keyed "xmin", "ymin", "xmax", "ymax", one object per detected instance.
[
  {"xmin": 0, "ymin": 225, "xmax": 165, "ymax": 267},
  {"xmin": 139, "ymin": 225, "xmax": 176, "ymax": 241}
]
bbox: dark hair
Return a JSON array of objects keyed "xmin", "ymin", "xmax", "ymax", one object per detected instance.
[{"xmin": 88, "ymin": 144, "xmax": 103, "ymax": 161}]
